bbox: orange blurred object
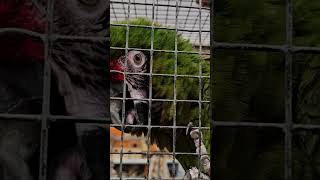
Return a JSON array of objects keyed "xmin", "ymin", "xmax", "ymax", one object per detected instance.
[
  {"xmin": 110, "ymin": 127, "xmax": 122, "ymax": 136},
  {"xmin": 110, "ymin": 127, "xmax": 159, "ymax": 151}
]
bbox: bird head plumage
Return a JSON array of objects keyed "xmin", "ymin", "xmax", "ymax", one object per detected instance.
[
  {"xmin": 110, "ymin": 50, "xmax": 150, "ymax": 133},
  {"xmin": 0, "ymin": 0, "xmax": 109, "ymax": 117},
  {"xmin": 110, "ymin": 18, "xmax": 210, "ymax": 136}
]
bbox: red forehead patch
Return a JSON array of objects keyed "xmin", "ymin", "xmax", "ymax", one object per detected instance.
[
  {"xmin": 110, "ymin": 59, "xmax": 124, "ymax": 82},
  {"xmin": 0, "ymin": 0, "xmax": 45, "ymax": 63},
  {"xmin": 0, "ymin": 1, "xmax": 45, "ymax": 32}
]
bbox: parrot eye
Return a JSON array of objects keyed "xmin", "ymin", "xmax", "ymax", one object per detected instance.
[
  {"xmin": 134, "ymin": 54, "xmax": 142, "ymax": 64},
  {"xmin": 129, "ymin": 51, "xmax": 146, "ymax": 68},
  {"xmin": 78, "ymin": 0, "xmax": 99, "ymax": 6}
]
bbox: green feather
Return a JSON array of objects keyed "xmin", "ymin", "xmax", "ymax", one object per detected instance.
[
  {"xmin": 212, "ymin": 0, "xmax": 320, "ymax": 179},
  {"xmin": 111, "ymin": 17, "xmax": 211, "ymax": 170}
]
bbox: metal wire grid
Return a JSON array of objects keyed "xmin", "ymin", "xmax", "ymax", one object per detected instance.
[
  {"xmin": 210, "ymin": 0, "xmax": 320, "ymax": 180},
  {"xmin": 0, "ymin": 1, "xmax": 110, "ymax": 180},
  {"xmin": 111, "ymin": 0, "xmax": 210, "ymax": 46},
  {"xmin": 110, "ymin": 0, "xmax": 210, "ymax": 179}
]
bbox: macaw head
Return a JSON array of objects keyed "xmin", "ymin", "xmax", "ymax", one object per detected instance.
[
  {"xmin": 110, "ymin": 50, "xmax": 150, "ymax": 133},
  {"xmin": 0, "ymin": 0, "xmax": 109, "ymax": 118},
  {"xmin": 0, "ymin": 0, "xmax": 46, "ymax": 63},
  {"xmin": 0, "ymin": 0, "xmax": 108, "ymax": 63}
]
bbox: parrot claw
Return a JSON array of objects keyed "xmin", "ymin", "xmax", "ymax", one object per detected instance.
[
  {"xmin": 184, "ymin": 167, "xmax": 210, "ymax": 180},
  {"xmin": 186, "ymin": 122, "xmax": 194, "ymax": 135},
  {"xmin": 184, "ymin": 124, "xmax": 211, "ymax": 180}
]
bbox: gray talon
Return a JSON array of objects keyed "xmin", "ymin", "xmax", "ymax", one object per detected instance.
[
  {"xmin": 186, "ymin": 122, "xmax": 194, "ymax": 135},
  {"xmin": 184, "ymin": 167, "xmax": 210, "ymax": 180},
  {"xmin": 190, "ymin": 129, "xmax": 200, "ymax": 139},
  {"xmin": 184, "ymin": 122, "xmax": 211, "ymax": 179}
]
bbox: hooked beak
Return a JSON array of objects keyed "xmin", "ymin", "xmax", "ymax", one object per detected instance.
[
  {"xmin": 110, "ymin": 81, "xmax": 123, "ymax": 125},
  {"xmin": 123, "ymin": 87, "xmax": 148, "ymax": 132},
  {"xmin": 133, "ymin": 101, "xmax": 148, "ymax": 125},
  {"xmin": 110, "ymin": 81, "xmax": 149, "ymax": 132},
  {"xmin": 121, "ymin": 101, "xmax": 148, "ymax": 133},
  {"xmin": 122, "ymin": 101, "xmax": 148, "ymax": 125}
]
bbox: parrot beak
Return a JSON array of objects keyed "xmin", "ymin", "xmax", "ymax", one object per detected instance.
[
  {"xmin": 110, "ymin": 82, "xmax": 148, "ymax": 132},
  {"xmin": 110, "ymin": 81, "xmax": 124, "ymax": 125},
  {"xmin": 124, "ymin": 88, "xmax": 149, "ymax": 133},
  {"xmin": 121, "ymin": 101, "xmax": 148, "ymax": 133},
  {"xmin": 133, "ymin": 101, "xmax": 148, "ymax": 123},
  {"xmin": 132, "ymin": 100, "xmax": 148, "ymax": 125}
]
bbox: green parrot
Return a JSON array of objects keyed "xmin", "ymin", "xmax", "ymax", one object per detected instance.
[
  {"xmin": 195, "ymin": 0, "xmax": 320, "ymax": 179},
  {"xmin": 110, "ymin": 17, "xmax": 211, "ymax": 177}
]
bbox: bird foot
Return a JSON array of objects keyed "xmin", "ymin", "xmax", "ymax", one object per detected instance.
[
  {"xmin": 184, "ymin": 167, "xmax": 210, "ymax": 180},
  {"xmin": 184, "ymin": 123, "xmax": 210, "ymax": 180}
]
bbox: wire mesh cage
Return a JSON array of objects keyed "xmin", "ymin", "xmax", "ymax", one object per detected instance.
[
  {"xmin": 2, "ymin": 0, "xmax": 319, "ymax": 179},
  {"xmin": 110, "ymin": 0, "xmax": 211, "ymax": 179},
  {"xmin": 0, "ymin": 0, "xmax": 109, "ymax": 180},
  {"xmin": 211, "ymin": 0, "xmax": 320, "ymax": 179}
]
